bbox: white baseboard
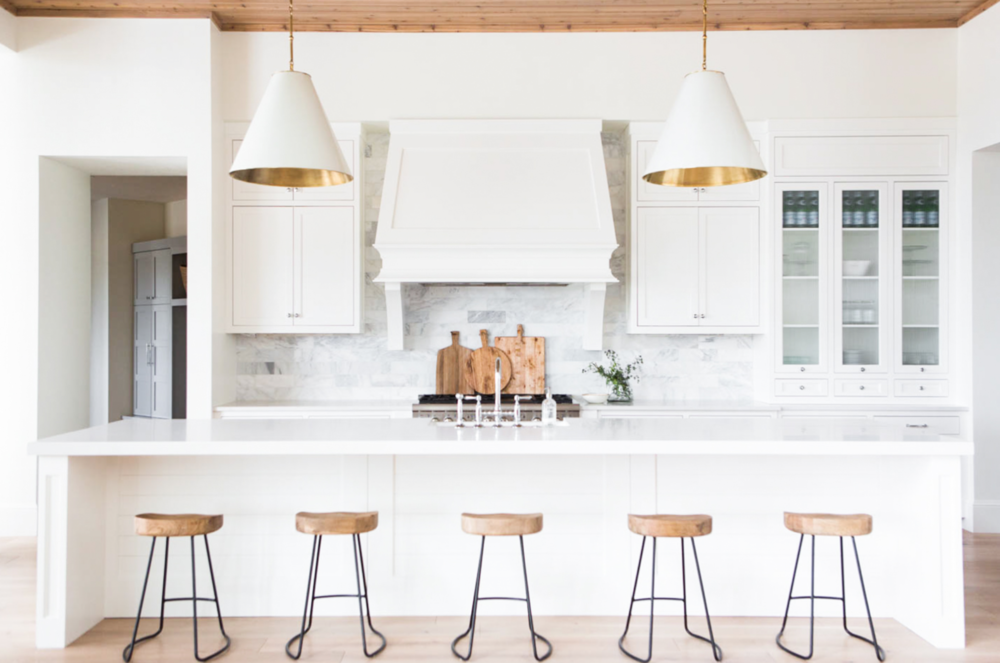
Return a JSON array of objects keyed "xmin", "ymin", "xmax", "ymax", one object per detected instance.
[
  {"xmin": 0, "ymin": 506, "xmax": 37, "ymax": 536},
  {"xmin": 973, "ymin": 500, "xmax": 1000, "ymax": 533}
]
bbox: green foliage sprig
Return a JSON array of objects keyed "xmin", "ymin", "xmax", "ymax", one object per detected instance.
[{"xmin": 582, "ymin": 350, "xmax": 644, "ymax": 395}]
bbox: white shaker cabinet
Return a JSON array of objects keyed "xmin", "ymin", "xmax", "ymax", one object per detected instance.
[
  {"xmin": 632, "ymin": 207, "xmax": 760, "ymax": 332},
  {"xmin": 229, "ymin": 206, "xmax": 360, "ymax": 333}
]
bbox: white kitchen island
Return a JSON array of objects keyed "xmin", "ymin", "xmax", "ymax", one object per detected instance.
[{"xmin": 28, "ymin": 417, "xmax": 971, "ymax": 651}]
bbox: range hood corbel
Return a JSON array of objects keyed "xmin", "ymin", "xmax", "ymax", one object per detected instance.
[{"xmin": 373, "ymin": 120, "xmax": 619, "ymax": 351}]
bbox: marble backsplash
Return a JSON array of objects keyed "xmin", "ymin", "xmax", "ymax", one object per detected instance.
[{"xmin": 235, "ymin": 131, "xmax": 755, "ymax": 402}]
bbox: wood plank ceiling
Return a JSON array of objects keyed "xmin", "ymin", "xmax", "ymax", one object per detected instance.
[{"xmin": 4, "ymin": 0, "xmax": 997, "ymax": 32}]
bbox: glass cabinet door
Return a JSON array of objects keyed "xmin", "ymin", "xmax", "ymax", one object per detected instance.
[
  {"xmin": 834, "ymin": 183, "xmax": 890, "ymax": 374},
  {"xmin": 895, "ymin": 183, "xmax": 947, "ymax": 373},
  {"xmin": 776, "ymin": 183, "xmax": 828, "ymax": 373}
]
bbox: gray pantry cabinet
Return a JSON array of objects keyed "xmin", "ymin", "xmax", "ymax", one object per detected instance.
[{"xmin": 133, "ymin": 236, "xmax": 187, "ymax": 419}]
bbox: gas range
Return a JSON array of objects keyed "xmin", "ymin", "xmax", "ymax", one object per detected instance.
[{"xmin": 412, "ymin": 394, "xmax": 580, "ymax": 423}]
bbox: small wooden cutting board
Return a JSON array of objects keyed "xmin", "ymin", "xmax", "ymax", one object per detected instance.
[
  {"xmin": 436, "ymin": 331, "xmax": 473, "ymax": 395},
  {"xmin": 467, "ymin": 330, "xmax": 513, "ymax": 395},
  {"xmin": 497, "ymin": 324, "xmax": 546, "ymax": 395}
]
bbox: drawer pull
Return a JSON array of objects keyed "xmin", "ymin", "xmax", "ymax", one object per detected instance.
[{"xmin": 906, "ymin": 423, "xmax": 929, "ymax": 428}]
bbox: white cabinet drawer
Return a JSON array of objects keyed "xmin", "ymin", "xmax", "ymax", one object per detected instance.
[
  {"xmin": 894, "ymin": 380, "xmax": 949, "ymax": 398},
  {"xmin": 775, "ymin": 379, "xmax": 829, "ymax": 397},
  {"xmin": 873, "ymin": 415, "xmax": 961, "ymax": 436},
  {"xmin": 834, "ymin": 379, "xmax": 889, "ymax": 397}
]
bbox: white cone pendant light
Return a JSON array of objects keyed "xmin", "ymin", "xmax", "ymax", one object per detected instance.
[
  {"xmin": 643, "ymin": 0, "xmax": 766, "ymax": 188},
  {"xmin": 229, "ymin": 0, "xmax": 352, "ymax": 188}
]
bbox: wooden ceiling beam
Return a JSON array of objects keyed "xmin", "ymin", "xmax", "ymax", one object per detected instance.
[
  {"xmin": 1, "ymin": 0, "xmax": 18, "ymax": 17},
  {"xmin": 958, "ymin": 0, "xmax": 1000, "ymax": 24}
]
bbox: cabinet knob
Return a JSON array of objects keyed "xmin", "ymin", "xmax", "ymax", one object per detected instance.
[
  {"xmin": 860, "ymin": 367, "xmax": 866, "ymax": 372},
  {"xmin": 700, "ymin": 313, "xmax": 706, "ymax": 319},
  {"xmin": 860, "ymin": 385, "xmax": 865, "ymax": 391},
  {"xmin": 799, "ymin": 385, "xmax": 805, "ymax": 391},
  {"xmin": 693, "ymin": 313, "xmax": 698, "ymax": 319},
  {"xmin": 920, "ymin": 367, "xmax": 926, "ymax": 372},
  {"xmin": 692, "ymin": 187, "xmax": 699, "ymax": 194},
  {"xmin": 294, "ymin": 313, "xmax": 301, "ymax": 318},
  {"xmin": 919, "ymin": 386, "xmax": 925, "ymax": 391},
  {"xmin": 287, "ymin": 313, "xmax": 293, "ymax": 318},
  {"xmin": 800, "ymin": 366, "xmax": 806, "ymax": 372}
]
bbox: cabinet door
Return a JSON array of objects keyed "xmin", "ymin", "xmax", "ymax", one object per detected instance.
[
  {"xmin": 232, "ymin": 207, "xmax": 295, "ymax": 327},
  {"xmin": 292, "ymin": 140, "xmax": 356, "ymax": 202},
  {"xmin": 775, "ymin": 183, "xmax": 829, "ymax": 374},
  {"xmin": 635, "ymin": 141, "xmax": 700, "ymax": 202},
  {"xmin": 134, "ymin": 252, "xmax": 154, "ymax": 305},
  {"xmin": 894, "ymin": 182, "xmax": 947, "ymax": 374},
  {"xmin": 700, "ymin": 207, "xmax": 760, "ymax": 326},
  {"xmin": 833, "ymin": 183, "xmax": 890, "ymax": 374},
  {"xmin": 231, "ymin": 139, "xmax": 295, "ymax": 202},
  {"xmin": 294, "ymin": 207, "xmax": 356, "ymax": 327},
  {"xmin": 150, "ymin": 305, "xmax": 172, "ymax": 419},
  {"xmin": 133, "ymin": 307, "xmax": 152, "ymax": 417},
  {"xmin": 151, "ymin": 249, "xmax": 172, "ymax": 305},
  {"xmin": 635, "ymin": 208, "xmax": 700, "ymax": 327}
]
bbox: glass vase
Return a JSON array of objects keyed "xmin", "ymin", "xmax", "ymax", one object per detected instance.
[{"xmin": 608, "ymin": 383, "xmax": 633, "ymax": 404}]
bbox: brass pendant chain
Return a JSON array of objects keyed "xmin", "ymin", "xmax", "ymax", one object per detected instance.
[
  {"xmin": 702, "ymin": 0, "xmax": 708, "ymax": 70},
  {"xmin": 289, "ymin": 0, "xmax": 295, "ymax": 71}
]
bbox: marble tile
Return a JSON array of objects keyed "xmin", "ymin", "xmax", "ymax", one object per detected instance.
[{"xmin": 235, "ymin": 131, "xmax": 756, "ymax": 402}]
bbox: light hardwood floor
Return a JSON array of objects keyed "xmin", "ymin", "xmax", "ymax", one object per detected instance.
[{"xmin": 1, "ymin": 534, "xmax": 998, "ymax": 662}]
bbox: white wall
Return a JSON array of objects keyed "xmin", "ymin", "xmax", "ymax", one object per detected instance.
[
  {"xmin": 222, "ymin": 30, "xmax": 957, "ymax": 122},
  {"xmin": 959, "ymin": 3, "xmax": 1000, "ymax": 532},
  {"xmin": 164, "ymin": 198, "xmax": 187, "ymax": 237},
  {"xmin": 89, "ymin": 199, "xmax": 109, "ymax": 427},
  {"xmin": 0, "ymin": 17, "xmax": 223, "ymax": 535},
  {"xmin": 37, "ymin": 158, "xmax": 92, "ymax": 440}
]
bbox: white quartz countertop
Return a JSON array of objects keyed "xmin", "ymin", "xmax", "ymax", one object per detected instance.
[{"xmin": 29, "ymin": 417, "xmax": 972, "ymax": 457}]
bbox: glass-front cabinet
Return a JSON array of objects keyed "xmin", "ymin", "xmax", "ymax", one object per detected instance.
[
  {"xmin": 833, "ymin": 183, "xmax": 890, "ymax": 373},
  {"xmin": 776, "ymin": 183, "xmax": 828, "ymax": 373},
  {"xmin": 895, "ymin": 182, "xmax": 947, "ymax": 373}
]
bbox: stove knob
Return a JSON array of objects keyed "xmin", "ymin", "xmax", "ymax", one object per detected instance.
[
  {"xmin": 430, "ymin": 417, "xmax": 440, "ymax": 423},
  {"xmin": 444, "ymin": 417, "xmax": 454, "ymax": 423},
  {"xmin": 532, "ymin": 417, "xmax": 541, "ymax": 422}
]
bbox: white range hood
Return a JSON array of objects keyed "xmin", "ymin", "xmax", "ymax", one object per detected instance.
[{"xmin": 374, "ymin": 119, "xmax": 618, "ymax": 350}]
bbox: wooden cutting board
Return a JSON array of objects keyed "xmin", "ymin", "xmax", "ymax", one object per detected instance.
[
  {"xmin": 467, "ymin": 329, "xmax": 512, "ymax": 395},
  {"xmin": 435, "ymin": 331, "xmax": 473, "ymax": 395},
  {"xmin": 497, "ymin": 324, "xmax": 546, "ymax": 395}
]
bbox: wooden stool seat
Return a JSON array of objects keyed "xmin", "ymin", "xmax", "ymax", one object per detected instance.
[
  {"xmin": 295, "ymin": 511, "xmax": 378, "ymax": 536},
  {"xmin": 461, "ymin": 513, "xmax": 543, "ymax": 537},
  {"xmin": 134, "ymin": 513, "xmax": 223, "ymax": 538},
  {"xmin": 628, "ymin": 514, "xmax": 713, "ymax": 538},
  {"xmin": 784, "ymin": 512, "xmax": 873, "ymax": 537}
]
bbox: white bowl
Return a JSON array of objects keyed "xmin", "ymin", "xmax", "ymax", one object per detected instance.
[
  {"xmin": 580, "ymin": 393, "xmax": 610, "ymax": 405},
  {"xmin": 842, "ymin": 260, "xmax": 872, "ymax": 277}
]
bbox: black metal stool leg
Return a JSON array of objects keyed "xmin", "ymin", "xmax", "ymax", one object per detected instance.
[
  {"xmin": 286, "ymin": 535, "xmax": 322, "ymax": 660},
  {"xmin": 618, "ymin": 536, "xmax": 654, "ymax": 663},
  {"xmin": 352, "ymin": 533, "xmax": 387, "ymax": 657},
  {"xmin": 123, "ymin": 537, "xmax": 170, "ymax": 662},
  {"xmin": 192, "ymin": 535, "xmax": 231, "ymax": 662},
  {"xmin": 842, "ymin": 537, "xmax": 887, "ymax": 661},
  {"xmin": 451, "ymin": 536, "xmax": 486, "ymax": 661},
  {"xmin": 518, "ymin": 535, "xmax": 553, "ymax": 661},
  {"xmin": 776, "ymin": 534, "xmax": 815, "ymax": 660},
  {"xmin": 683, "ymin": 538, "xmax": 723, "ymax": 661}
]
